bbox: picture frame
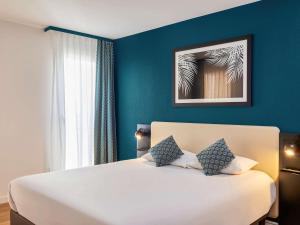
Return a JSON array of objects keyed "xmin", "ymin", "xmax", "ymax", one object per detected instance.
[{"xmin": 173, "ymin": 35, "xmax": 252, "ymax": 106}]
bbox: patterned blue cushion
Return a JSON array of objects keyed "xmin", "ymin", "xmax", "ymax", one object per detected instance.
[
  {"xmin": 197, "ymin": 138, "xmax": 235, "ymax": 176},
  {"xmin": 150, "ymin": 136, "xmax": 183, "ymax": 167}
]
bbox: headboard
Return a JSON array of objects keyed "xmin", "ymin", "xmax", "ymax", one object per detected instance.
[{"xmin": 151, "ymin": 121, "xmax": 279, "ymax": 218}]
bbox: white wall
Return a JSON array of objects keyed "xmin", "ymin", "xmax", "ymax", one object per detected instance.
[{"xmin": 0, "ymin": 20, "xmax": 51, "ymax": 203}]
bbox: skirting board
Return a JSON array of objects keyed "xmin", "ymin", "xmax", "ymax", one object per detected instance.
[
  {"xmin": 266, "ymin": 220, "xmax": 278, "ymax": 225},
  {"xmin": 0, "ymin": 195, "xmax": 8, "ymax": 204}
]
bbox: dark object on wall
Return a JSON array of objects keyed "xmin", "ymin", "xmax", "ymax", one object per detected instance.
[
  {"xmin": 279, "ymin": 133, "xmax": 300, "ymax": 225},
  {"xmin": 280, "ymin": 133, "xmax": 300, "ymax": 172},
  {"xmin": 173, "ymin": 35, "xmax": 252, "ymax": 106},
  {"xmin": 135, "ymin": 124, "xmax": 151, "ymax": 157}
]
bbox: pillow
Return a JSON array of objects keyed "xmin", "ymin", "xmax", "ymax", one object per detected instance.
[
  {"xmin": 186, "ymin": 157, "xmax": 203, "ymax": 170},
  {"xmin": 141, "ymin": 152, "xmax": 153, "ymax": 161},
  {"xmin": 188, "ymin": 155, "xmax": 258, "ymax": 175},
  {"xmin": 221, "ymin": 156, "xmax": 258, "ymax": 175},
  {"xmin": 171, "ymin": 151, "xmax": 197, "ymax": 168},
  {"xmin": 142, "ymin": 150, "xmax": 196, "ymax": 168},
  {"xmin": 196, "ymin": 138, "xmax": 235, "ymax": 176},
  {"xmin": 149, "ymin": 136, "xmax": 183, "ymax": 167}
]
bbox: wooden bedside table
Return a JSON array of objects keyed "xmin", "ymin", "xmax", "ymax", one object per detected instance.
[{"xmin": 279, "ymin": 133, "xmax": 300, "ymax": 225}]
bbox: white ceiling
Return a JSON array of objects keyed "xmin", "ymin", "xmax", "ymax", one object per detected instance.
[{"xmin": 0, "ymin": 0, "xmax": 259, "ymax": 39}]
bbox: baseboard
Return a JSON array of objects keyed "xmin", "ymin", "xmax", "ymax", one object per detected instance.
[
  {"xmin": 0, "ymin": 195, "xmax": 8, "ymax": 204},
  {"xmin": 266, "ymin": 220, "xmax": 279, "ymax": 225}
]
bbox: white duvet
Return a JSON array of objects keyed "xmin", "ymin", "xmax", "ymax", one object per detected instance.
[{"xmin": 9, "ymin": 159, "xmax": 276, "ymax": 225}]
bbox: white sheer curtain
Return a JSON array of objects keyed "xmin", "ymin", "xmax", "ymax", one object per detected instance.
[{"xmin": 48, "ymin": 31, "xmax": 97, "ymax": 171}]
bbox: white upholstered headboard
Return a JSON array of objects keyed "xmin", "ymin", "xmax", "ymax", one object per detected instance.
[{"xmin": 151, "ymin": 121, "xmax": 280, "ymax": 217}]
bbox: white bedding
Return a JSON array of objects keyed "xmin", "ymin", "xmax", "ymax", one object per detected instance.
[{"xmin": 9, "ymin": 159, "xmax": 276, "ymax": 225}]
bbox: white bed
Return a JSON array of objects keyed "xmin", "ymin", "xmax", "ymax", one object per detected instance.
[
  {"xmin": 9, "ymin": 121, "xmax": 280, "ymax": 225},
  {"xmin": 9, "ymin": 158, "xmax": 276, "ymax": 225}
]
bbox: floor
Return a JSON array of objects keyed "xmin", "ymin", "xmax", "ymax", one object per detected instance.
[{"xmin": 0, "ymin": 203, "xmax": 9, "ymax": 225}]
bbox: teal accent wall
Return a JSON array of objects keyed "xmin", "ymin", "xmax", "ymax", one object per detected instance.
[{"xmin": 115, "ymin": 0, "xmax": 300, "ymax": 160}]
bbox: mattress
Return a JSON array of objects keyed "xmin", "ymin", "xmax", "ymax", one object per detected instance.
[{"xmin": 9, "ymin": 158, "xmax": 276, "ymax": 225}]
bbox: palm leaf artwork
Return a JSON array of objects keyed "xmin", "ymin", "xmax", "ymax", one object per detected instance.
[
  {"xmin": 205, "ymin": 45, "xmax": 244, "ymax": 83},
  {"xmin": 177, "ymin": 54, "xmax": 199, "ymax": 96}
]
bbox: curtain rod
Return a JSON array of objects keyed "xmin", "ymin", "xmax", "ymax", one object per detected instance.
[{"xmin": 44, "ymin": 26, "xmax": 113, "ymax": 42}]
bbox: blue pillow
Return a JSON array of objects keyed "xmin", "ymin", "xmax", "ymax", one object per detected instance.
[
  {"xmin": 197, "ymin": 138, "xmax": 235, "ymax": 176},
  {"xmin": 150, "ymin": 136, "xmax": 183, "ymax": 167}
]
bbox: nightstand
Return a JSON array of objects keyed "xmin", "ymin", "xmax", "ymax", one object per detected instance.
[{"xmin": 279, "ymin": 133, "xmax": 300, "ymax": 225}]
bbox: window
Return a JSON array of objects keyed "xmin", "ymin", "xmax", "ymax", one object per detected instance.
[{"xmin": 62, "ymin": 35, "xmax": 97, "ymax": 169}]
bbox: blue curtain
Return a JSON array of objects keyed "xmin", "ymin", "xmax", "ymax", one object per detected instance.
[{"xmin": 94, "ymin": 40, "xmax": 117, "ymax": 164}]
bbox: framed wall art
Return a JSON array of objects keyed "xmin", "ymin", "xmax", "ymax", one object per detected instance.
[{"xmin": 173, "ymin": 35, "xmax": 252, "ymax": 106}]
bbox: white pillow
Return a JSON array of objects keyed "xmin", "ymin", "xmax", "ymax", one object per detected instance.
[
  {"xmin": 142, "ymin": 150, "xmax": 196, "ymax": 168},
  {"xmin": 221, "ymin": 156, "xmax": 258, "ymax": 175},
  {"xmin": 141, "ymin": 152, "xmax": 154, "ymax": 161},
  {"xmin": 187, "ymin": 155, "xmax": 258, "ymax": 175},
  {"xmin": 186, "ymin": 157, "xmax": 203, "ymax": 170}
]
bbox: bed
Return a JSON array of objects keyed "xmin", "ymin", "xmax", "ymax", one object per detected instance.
[{"xmin": 9, "ymin": 121, "xmax": 280, "ymax": 225}]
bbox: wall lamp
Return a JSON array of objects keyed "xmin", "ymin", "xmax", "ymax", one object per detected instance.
[
  {"xmin": 284, "ymin": 144, "xmax": 297, "ymax": 157},
  {"xmin": 280, "ymin": 133, "xmax": 300, "ymax": 173},
  {"xmin": 135, "ymin": 124, "xmax": 151, "ymax": 157},
  {"xmin": 135, "ymin": 128, "xmax": 151, "ymax": 140}
]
